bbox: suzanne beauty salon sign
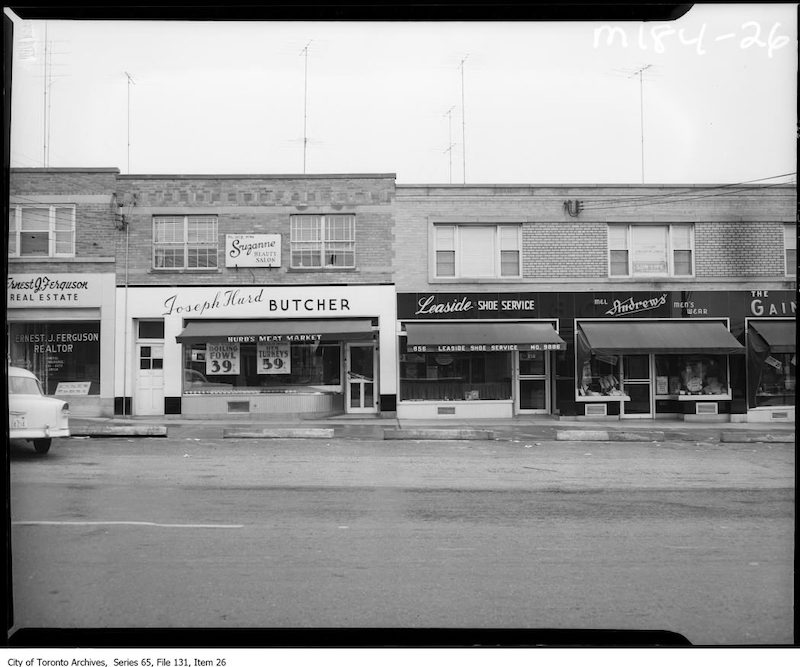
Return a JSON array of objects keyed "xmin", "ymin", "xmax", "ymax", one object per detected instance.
[{"xmin": 225, "ymin": 234, "xmax": 281, "ymax": 268}]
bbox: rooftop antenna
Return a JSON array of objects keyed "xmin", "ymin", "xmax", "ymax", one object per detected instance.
[
  {"xmin": 459, "ymin": 55, "xmax": 468, "ymax": 184},
  {"xmin": 629, "ymin": 64, "xmax": 651, "ymax": 183},
  {"xmin": 124, "ymin": 72, "xmax": 135, "ymax": 173},
  {"xmin": 42, "ymin": 22, "xmax": 48, "ymax": 166},
  {"xmin": 443, "ymin": 106, "xmax": 456, "ymax": 184},
  {"xmin": 301, "ymin": 41, "xmax": 312, "ymax": 173}
]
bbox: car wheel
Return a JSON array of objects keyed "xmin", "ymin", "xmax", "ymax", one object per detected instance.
[{"xmin": 33, "ymin": 438, "xmax": 52, "ymax": 454}]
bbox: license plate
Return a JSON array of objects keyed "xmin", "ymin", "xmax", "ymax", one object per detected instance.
[{"xmin": 12, "ymin": 416, "xmax": 27, "ymax": 429}]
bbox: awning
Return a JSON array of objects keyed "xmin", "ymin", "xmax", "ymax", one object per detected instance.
[
  {"xmin": 578, "ymin": 321, "xmax": 745, "ymax": 354},
  {"xmin": 405, "ymin": 321, "xmax": 566, "ymax": 352},
  {"xmin": 176, "ymin": 319, "xmax": 375, "ymax": 344},
  {"xmin": 749, "ymin": 320, "xmax": 796, "ymax": 353}
]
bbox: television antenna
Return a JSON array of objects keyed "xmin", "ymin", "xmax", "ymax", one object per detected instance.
[
  {"xmin": 301, "ymin": 41, "xmax": 312, "ymax": 173},
  {"xmin": 629, "ymin": 64, "xmax": 652, "ymax": 183},
  {"xmin": 124, "ymin": 72, "xmax": 136, "ymax": 173},
  {"xmin": 459, "ymin": 55, "xmax": 469, "ymax": 184},
  {"xmin": 443, "ymin": 106, "xmax": 456, "ymax": 184}
]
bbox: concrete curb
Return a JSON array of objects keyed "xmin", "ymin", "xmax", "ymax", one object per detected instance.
[
  {"xmin": 70, "ymin": 425, "xmax": 168, "ymax": 438},
  {"xmin": 556, "ymin": 430, "xmax": 666, "ymax": 442},
  {"xmin": 223, "ymin": 428, "xmax": 334, "ymax": 439},
  {"xmin": 719, "ymin": 432, "xmax": 795, "ymax": 443},
  {"xmin": 384, "ymin": 429, "xmax": 494, "ymax": 441}
]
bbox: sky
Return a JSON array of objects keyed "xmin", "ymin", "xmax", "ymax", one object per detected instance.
[{"xmin": 5, "ymin": 4, "xmax": 798, "ymax": 185}]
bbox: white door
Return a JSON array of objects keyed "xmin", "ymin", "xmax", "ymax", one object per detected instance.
[
  {"xmin": 134, "ymin": 344, "xmax": 164, "ymax": 415},
  {"xmin": 346, "ymin": 343, "xmax": 378, "ymax": 413}
]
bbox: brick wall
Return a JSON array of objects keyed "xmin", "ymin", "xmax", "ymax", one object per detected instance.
[
  {"xmin": 696, "ymin": 222, "xmax": 786, "ymax": 277},
  {"xmin": 114, "ymin": 174, "xmax": 396, "ymax": 286}
]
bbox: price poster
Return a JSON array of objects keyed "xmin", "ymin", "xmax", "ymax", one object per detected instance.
[
  {"xmin": 257, "ymin": 341, "xmax": 291, "ymax": 374},
  {"xmin": 206, "ymin": 342, "xmax": 240, "ymax": 375}
]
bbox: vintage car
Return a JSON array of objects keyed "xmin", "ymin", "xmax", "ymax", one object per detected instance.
[{"xmin": 8, "ymin": 366, "xmax": 70, "ymax": 454}]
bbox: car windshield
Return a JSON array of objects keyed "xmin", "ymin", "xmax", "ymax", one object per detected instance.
[{"xmin": 9, "ymin": 376, "xmax": 44, "ymax": 395}]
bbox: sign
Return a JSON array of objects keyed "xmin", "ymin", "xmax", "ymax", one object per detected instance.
[
  {"xmin": 55, "ymin": 382, "xmax": 92, "ymax": 396},
  {"xmin": 7, "ymin": 273, "xmax": 105, "ymax": 308},
  {"xmin": 206, "ymin": 342, "xmax": 240, "ymax": 375},
  {"xmin": 226, "ymin": 234, "xmax": 281, "ymax": 268},
  {"xmin": 398, "ymin": 292, "xmax": 538, "ymax": 320},
  {"xmin": 749, "ymin": 290, "xmax": 797, "ymax": 317},
  {"xmin": 409, "ymin": 343, "xmax": 562, "ymax": 353},
  {"xmin": 257, "ymin": 342, "xmax": 291, "ymax": 374}
]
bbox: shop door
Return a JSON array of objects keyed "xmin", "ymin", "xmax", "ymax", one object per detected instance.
[
  {"xmin": 621, "ymin": 354, "xmax": 653, "ymax": 418},
  {"xmin": 516, "ymin": 350, "xmax": 550, "ymax": 414},
  {"xmin": 346, "ymin": 343, "xmax": 378, "ymax": 413},
  {"xmin": 134, "ymin": 344, "xmax": 164, "ymax": 415}
]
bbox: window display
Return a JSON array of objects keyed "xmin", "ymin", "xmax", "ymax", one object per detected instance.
[
  {"xmin": 578, "ymin": 356, "xmax": 624, "ymax": 397},
  {"xmin": 8, "ymin": 321, "xmax": 101, "ymax": 395},
  {"xmin": 400, "ymin": 339, "xmax": 512, "ymax": 401},
  {"xmin": 754, "ymin": 352, "xmax": 795, "ymax": 407},
  {"xmin": 182, "ymin": 341, "xmax": 341, "ymax": 392},
  {"xmin": 654, "ymin": 355, "xmax": 729, "ymax": 396}
]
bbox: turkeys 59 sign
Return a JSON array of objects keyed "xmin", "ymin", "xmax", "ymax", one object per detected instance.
[{"xmin": 257, "ymin": 341, "xmax": 291, "ymax": 374}]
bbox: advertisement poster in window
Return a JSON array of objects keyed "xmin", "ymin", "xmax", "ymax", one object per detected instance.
[
  {"xmin": 257, "ymin": 341, "xmax": 291, "ymax": 374},
  {"xmin": 206, "ymin": 342, "xmax": 240, "ymax": 375},
  {"xmin": 631, "ymin": 226, "xmax": 668, "ymax": 274}
]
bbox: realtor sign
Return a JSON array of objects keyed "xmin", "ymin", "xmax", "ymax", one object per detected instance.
[{"xmin": 225, "ymin": 234, "xmax": 281, "ymax": 268}]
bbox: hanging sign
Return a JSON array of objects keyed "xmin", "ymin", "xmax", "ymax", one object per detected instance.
[
  {"xmin": 225, "ymin": 234, "xmax": 281, "ymax": 267},
  {"xmin": 206, "ymin": 342, "xmax": 240, "ymax": 375},
  {"xmin": 257, "ymin": 341, "xmax": 291, "ymax": 374}
]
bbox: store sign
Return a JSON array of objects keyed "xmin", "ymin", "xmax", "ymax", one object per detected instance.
[
  {"xmin": 604, "ymin": 293, "xmax": 668, "ymax": 317},
  {"xmin": 409, "ymin": 343, "xmax": 561, "ymax": 353},
  {"xmin": 749, "ymin": 290, "xmax": 797, "ymax": 317},
  {"xmin": 54, "ymin": 382, "xmax": 92, "ymax": 395},
  {"xmin": 226, "ymin": 334, "xmax": 322, "ymax": 344},
  {"xmin": 206, "ymin": 342, "xmax": 240, "ymax": 375},
  {"xmin": 225, "ymin": 234, "xmax": 281, "ymax": 268},
  {"xmin": 162, "ymin": 289, "xmax": 351, "ymax": 317},
  {"xmin": 398, "ymin": 293, "xmax": 538, "ymax": 320},
  {"xmin": 7, "ymin": 274, "xmax": 104, "ymax": 307},
  {"xmin": 257, "ymin": 341, "xmax": 291, "ymax": 374}
]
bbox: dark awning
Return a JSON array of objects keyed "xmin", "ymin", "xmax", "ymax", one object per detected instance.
[
  {"xmin": 578, "ymin": 321, "xmax": 745, "ymax": 354},
  {"xmin": 405, "ymin": 322, "xmax": 566, "ymax": 352},
  {"xmin": 176, "ymin": 319, "xmax": 375, "ymax": 344},
  {"xmin": 749, "ymin": 320, "xmax": 796, "ymax": 353}
]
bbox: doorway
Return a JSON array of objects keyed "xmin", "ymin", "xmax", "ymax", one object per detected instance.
[
  {"xmin": 134, "ymin": 344, "xmax": 164, "ymax": 415},
  {"xmin": 516, "ymin": 350, "xmax": 550, "ymax": 414},
  {"xmin": 346, "ymin": 343, "xmax": 378, "ymax": 413},
  {"xmin": 621, "ymin": 354, "xmax": 653, "ymax": 418}
]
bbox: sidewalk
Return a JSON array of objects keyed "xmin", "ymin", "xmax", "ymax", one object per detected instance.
[{"xmin": 67, "ymin": 412, "xmax": 796, "ymax": 443}]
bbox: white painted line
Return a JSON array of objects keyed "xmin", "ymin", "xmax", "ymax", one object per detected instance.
[{"xmin": 13, "ymin": 520, "xmax": 244, "ymax": 529}]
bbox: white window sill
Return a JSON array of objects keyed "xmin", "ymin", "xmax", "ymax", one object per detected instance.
[{"xmin": 576, "ymin": 395, "xmax": 631, "ymax": 402}]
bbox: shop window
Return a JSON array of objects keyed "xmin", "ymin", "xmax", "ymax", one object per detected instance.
[
  {"xmin": 578, "ymin": 355, "xmax": 623, "ymax": 397},
  {"xmin": 753, "ymin": 352, "xmax": 795, "ymax": 407},
  {"xmin": 608, "ymin": 224, "xmax": 694, "ymax": 277},
  {"xmin": 654, "ymin": 355, "xmax": 730, "ymax": 397},
  {"xmin": 785, "ymin": 224, "xmax": 796, "ymax": 277},
  {"xmin": 290, "ymin": 215, "xmax": 355, "ymax": 268},
  {"xmin": 153, "ymin": 215, "xmax": 218, "ymax": 269},
  {"xmin": 399, "ymin": 339, "xmax": 512, "ymax": 401},
  {"xmin": 433, "ymin": 224, "xmax": 521, "ymax": 279},
  {"xmin": 182, "ymin": 341, "xmax": 341, "ymax": 392},
  {"xmin": 8, "ymin": 205, "xmax": 75, "ymax": 258},
  {"xmin": 8, "ymin": 321, "xmax": 101, "ymax": 395},
  {"xmin": 138, "ymin": 320, "xmax": 165, "ymax": 339}
]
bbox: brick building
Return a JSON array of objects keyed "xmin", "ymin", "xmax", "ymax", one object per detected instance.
[
  {"xmin": 109, "ymin": 173, "xmax": 397, "ymax": 418},
  {"xmin": 7, "ymin": 168, "xmax": 120, "ymax": 416},
  {"xmin": 7, "ymin": 171, "xmax": 796, "ymax": 422},
  {"xmin": 393, "ymin": 183, "xmax": 796, "ymax": 422}
]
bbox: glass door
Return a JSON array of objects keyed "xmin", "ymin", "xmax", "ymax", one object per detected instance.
[
  {"xmin": 621, "ymin": 354, "xmax": 653, "ymax": 418},
  {"xmin": 516, "ymin": 350, "xmax": 550, "ymax": 413},
  {"xmin": 346, "ymin": 343, "xmax": 378, "ymax": 413}
]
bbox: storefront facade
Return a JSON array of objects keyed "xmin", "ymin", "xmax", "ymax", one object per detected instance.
[
  {"xmin": 397, "ymin": 289, "xmax": 795, "ymax": 422},
  {"xmin": 7, "ymin": 272, "xmax": 117, "ymax": 416},
  {"xmin": 116, "ymin": 284, "xmax": 397, "ymax": 417}
]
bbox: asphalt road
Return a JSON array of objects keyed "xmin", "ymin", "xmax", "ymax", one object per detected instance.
[{"xmin": 8, "ymin": 433, "xmax": 795, "ymax": 646}]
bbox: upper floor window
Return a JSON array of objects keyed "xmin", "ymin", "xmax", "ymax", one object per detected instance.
[
  {"xmin": 434, "ymin": 224, "xmax": 521, "ymax": 278},
  {"xmin": 608, "ymin": 224, "xmax": 694, "ymax": 277},
  {"xmin": 785, "ymin": 224, "xmax": 796, "ymax": 277},
  {"xmin": 153, "ymin": 215, "xmax": 218, "ymax": 269},
  {"xmin": 290, "ymin": 214, "xmax": 355, "ymax": 268},
  {"xmin": 8, "ymin": 205, "xmax": 75, "ymax": 258}
]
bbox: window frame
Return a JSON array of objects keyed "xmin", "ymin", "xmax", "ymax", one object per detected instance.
[
  {"xmin": 607, "ymin": 223, "xmax": 695, "ymax": 278},
  {"xmin": 152, "ymin": 215, "xmax": 219, "ymax": 271},
  {"xmin": 289, "ymin": 214, "xmax": 356, "ymax": 269},
  {"xmin": 432, "ymin": 223, "xmax": 522, "ymax": 280},
  {"xmin": 8, "ymin": 204, "xmax": 76, "ymax": 258},
  {"xmin": 784, "ymin": 223, "xmax": 796, "ymax": 277}
]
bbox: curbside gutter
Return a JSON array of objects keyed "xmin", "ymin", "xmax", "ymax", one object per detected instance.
[
  {"xmin": 719, "ymin": 432, "xmax": 795, "ymax": 443},
  {"xmin": 384, "ymin": 429, "xmax": 494, "ymax": 441},
  {"xmin": 69, "ymin": 424, "xmax": 168, "ymax": 438},
  {"xmin": 223, "ymin": 428, "xmax": 335, "ymax": 439},
  {"xmin": 556, "ymin": 430, "xmax": 665, "ymax": 442}
]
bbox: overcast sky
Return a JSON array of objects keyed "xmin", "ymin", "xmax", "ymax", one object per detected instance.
[{"xmin": 6, "ymin": 4, "xmax": 797, "ymax": 185}]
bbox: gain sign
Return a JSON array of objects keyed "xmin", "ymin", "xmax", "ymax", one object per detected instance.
[{"xmin": 258, "ymin": 341, "xmax": 291, "ymax": 374}]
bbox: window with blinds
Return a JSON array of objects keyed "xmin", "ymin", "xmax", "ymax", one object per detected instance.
[{"xmin": 433, "ymin": 224, "xmax": 521, "ymax": 279}]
